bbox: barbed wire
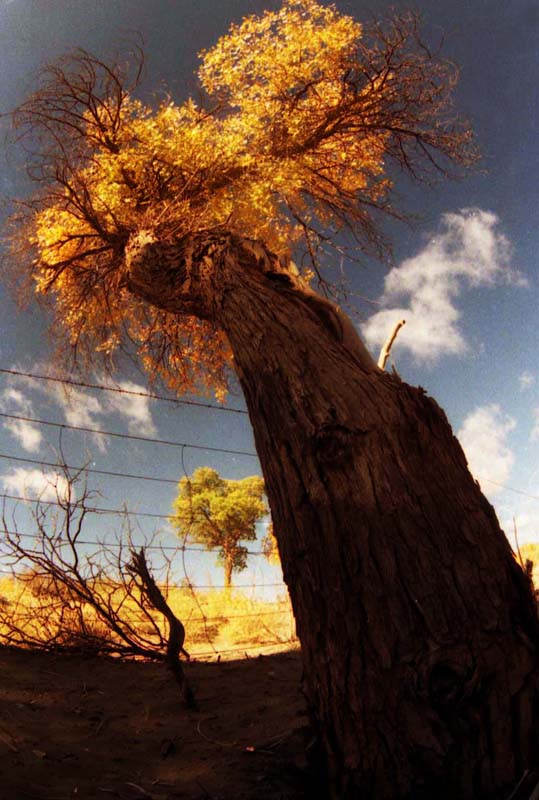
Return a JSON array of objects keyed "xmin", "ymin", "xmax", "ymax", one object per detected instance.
[
  {"xmin": 0, "ymin": 432, "xmax": 287, "ymax": 653},
  {"xmin": 0, "ymin": 372, "xmax": 293, "ymax": 658},
  {"xmin": 0, "ymin": 452, "xmax": 190, "ymax": 486},
  {"xmin": 0, "ymin": 492, "xmax": 171, "ymax": 521},
  {"xmin": 0, "ymin": 567, "xmax": 295, "ymax": 655},
  {"xmin": 0, "ymin": 527, "xmax": 269, "ymax": 556},
  {"xmin": 1, "ymin": 372, "xmax": 538, "ymax": 502},
  {"xmin": 0, "ymin": 367, "xmax": 248, "ymax": 415},
  {"xmin": 194, "ymin": 641, "xmax": 298, "ymax": 657},
  {"xmin": 0, "ymin": 492, "xmax": 273, "ymax": 532},
  {"xmin": 0, "ymin": 577, "xmax": 289, "ymax": 622},
  {"xmin": 0, "ymin": 566, "xmax": 285, "ymax": 590},
  {"xmin": 478, "ymin": 477, "xmax": 539, "ymax": 503},
  {"xmin": 0, "ymin": 412, "xmax": 258, "ymax": 458},
  {"xmin": 2, "ymin": 449, "xmax": 536, "ymax": 507}
]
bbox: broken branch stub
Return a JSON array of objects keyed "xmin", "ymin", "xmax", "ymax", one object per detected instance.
[{"xmin": 378, "ymin": 319, "xmax": 406, "ymax": 370}]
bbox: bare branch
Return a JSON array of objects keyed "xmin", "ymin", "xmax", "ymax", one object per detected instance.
[{"xmin": 378, "ymin": 318, "xmax": 406, "ymax": 370}]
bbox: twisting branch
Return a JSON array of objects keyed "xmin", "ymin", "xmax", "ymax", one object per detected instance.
[
  {"xmin": 12, "ymin": 45, "xmax": 144, "ymax": 173},
  {"xmin": 127, "ymin": 548, "xmax": 197, "ymax": 709}
]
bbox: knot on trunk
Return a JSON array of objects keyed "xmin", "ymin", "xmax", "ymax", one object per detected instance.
[
  {"xmin": 429, "ymin": 663, "xmax": 468, "ymax": 707},
  {"xmin": 423, "ymin": 646, "xmax": 480, "ymax": 711},
  {"xmin": 124, "ymin": 229, "xmax": 159, "ymax": 275},
  {"xmin": 124, "ymin": 228, "xmax": 194, "ymax": 312},
  {"xmin": 313, "ymin": 423, "xmax": 366, "ymax": 466},
  {"xmin": 123, "ymin": 229, "xmax": 291, "ymax": 320}
]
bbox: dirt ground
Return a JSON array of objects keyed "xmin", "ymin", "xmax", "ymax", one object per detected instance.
[{"xmin": 0, "ymin": 646, "xmax": 311, "ymax": 800}]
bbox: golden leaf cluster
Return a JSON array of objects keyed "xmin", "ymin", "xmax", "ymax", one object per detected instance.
[{"xmin": 9, "ymin": 0, "xmax": 475, "ymax": 397}]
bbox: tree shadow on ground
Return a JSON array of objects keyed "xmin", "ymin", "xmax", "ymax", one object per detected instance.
[{"xmin": 0, "ymin": 645, "xmax": 310, "ymax": 799}]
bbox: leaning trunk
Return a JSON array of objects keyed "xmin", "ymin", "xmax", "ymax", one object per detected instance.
[{"xmin": 126, "ymin": 232, "xmax": 539, "ymax": 799}]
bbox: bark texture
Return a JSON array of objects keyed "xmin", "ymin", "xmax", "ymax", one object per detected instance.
[{"xmin": 125, "ymin": 232, "xmax": 539, "ymax": 799}]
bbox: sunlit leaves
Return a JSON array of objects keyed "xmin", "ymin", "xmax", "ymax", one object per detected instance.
[
  {"xmin": 199, "ymin": 0, "xmax": 361, "ymax": 116},
  {"xmin": 10, "ymin": 0, "xmax": 476, "ymax": 398}
]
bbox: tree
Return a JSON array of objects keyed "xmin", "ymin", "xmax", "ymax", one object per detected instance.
[
  {"xmin": 262, "ymin": 521, "xmax": 281, "ymax": 567},
  {"xmin": 5, "ymin": 2, "xmax": 539, "ymax": 797},
  {"xmin": 171, "ymin": 466, "xmax": 267, "ymax": 588}
]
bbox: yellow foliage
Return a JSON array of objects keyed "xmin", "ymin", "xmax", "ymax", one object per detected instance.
[
  {"xmin": 518, "ymin": 543, "xmax": 539, "ymax": 589},
  {"xmin": 10, "ymin": 0, "xmax": 472, "ymax": 398},
  {"xmin": 0, "ymin": 574, "xmax": 296, "ymax": 658}
]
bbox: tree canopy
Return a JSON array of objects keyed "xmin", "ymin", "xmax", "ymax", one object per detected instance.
[
  {"xmin": 7, "ymin": 0, "xmax": 476, "ymax": 397},
  {"xmin": 170, "ymin": 467, "xmax": 268, "ymax": 588}
]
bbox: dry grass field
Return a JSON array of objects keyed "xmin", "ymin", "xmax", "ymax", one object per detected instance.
[{"xmin": 0, "ymin": 574, "xmax": 297, "ymax": 660}]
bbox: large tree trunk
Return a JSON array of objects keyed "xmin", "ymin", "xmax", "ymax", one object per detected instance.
[{"xmin": 125, "ymin": 231, "xmax": 539, "ymax": 799}]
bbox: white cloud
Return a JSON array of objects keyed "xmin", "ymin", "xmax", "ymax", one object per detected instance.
[
  {"xmin": 0, "ymin": 387, "xmax": 42, "ymax": 452},
  {"xmin": 38, "ymin": 383, "xmax": 108, "ymax": 454},
  {"xmin": 6, "ymin": 366, "xmax": 107, "ymax": 452},
  {"xmin": 457, "ymin": 404, "xmax": 516, "ymax": 497},
  {"xmin": 520, "ymin": 372, "xmax": 535, "ymax": 391},
  {"xmin": 3, "ymin": 419, "xmax": 42, "ymax": 453},
  {"xmin": 361, "ymin": 209, "xmax": 524, "ymax": 364},
  {"xmin": 532, "ymin": 408, "xmax": 539, "ymax": 442},
  {"xmin": 102, "ymin": 380, "xmax": 156, "ymax": 436},
  {"xmin": 2, "ymin": 388, "xmax": 28, "ymax": 407},
  {"xmin": 46, "ymin": 385, "xmax": 103, "ymax": 429},
  {"xmin": 1, "ymin": 467, "xmax": 73, "ymax": 503},
  {"xmin": 3, "ymin": 365, "xmax": 156, "ymax": 454}
]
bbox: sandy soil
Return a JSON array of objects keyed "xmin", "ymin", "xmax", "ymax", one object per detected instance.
[{"xmin": 0, "ymin": 646, "xmax": 310, "ymax": 800}]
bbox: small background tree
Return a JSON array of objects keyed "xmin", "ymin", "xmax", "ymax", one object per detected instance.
[
  {"xmin": 262, "ymin": 521, "xmax": 281, "ymax": 567},
  {"xmin": 171, "ymin": 467, "xmax": 268, "ymax": 589}
]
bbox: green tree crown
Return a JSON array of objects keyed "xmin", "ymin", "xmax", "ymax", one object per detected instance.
[{"xmin": 171, "ymin": 467, "xmax": 268, "ymax": 587}]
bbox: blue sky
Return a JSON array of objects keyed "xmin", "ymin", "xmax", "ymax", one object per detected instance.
[{"xmin": 0, "ymin": 0, "xmax": 537, "ymax": 595}]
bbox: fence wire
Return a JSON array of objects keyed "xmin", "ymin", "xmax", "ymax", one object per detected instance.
[{"xmin": 0, "ymin": 370, "xmax": 296, "ymax": 659}]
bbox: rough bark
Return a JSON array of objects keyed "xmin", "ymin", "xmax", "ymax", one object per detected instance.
[{"xmin": 125, "ymin": 232, "xmax": 539, "ymax": 799}]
